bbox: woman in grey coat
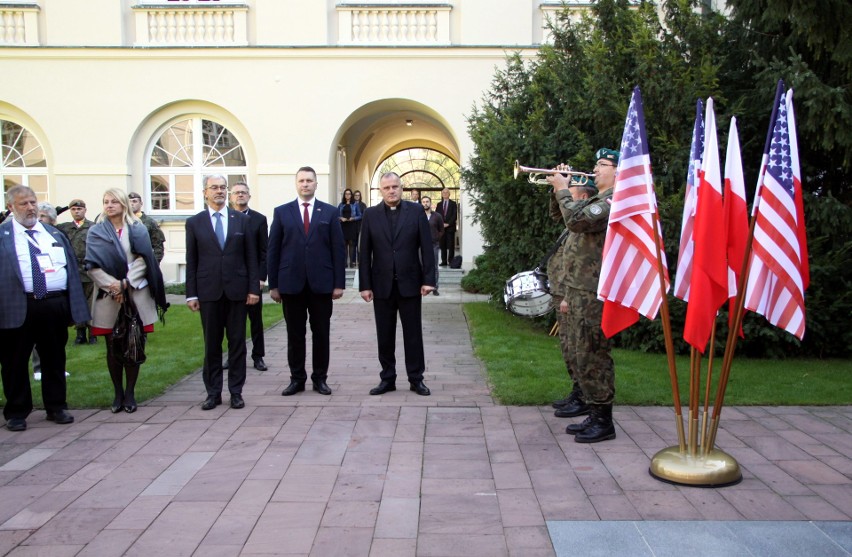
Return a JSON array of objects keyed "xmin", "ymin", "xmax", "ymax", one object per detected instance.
[{"xmin": 85, "ymin": 188, "xmax": 167, "ymax": 413}]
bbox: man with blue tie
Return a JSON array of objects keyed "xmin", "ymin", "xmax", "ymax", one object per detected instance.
[
  {"xmin": 185, "ymin": 175, "xmax": 260, "ymax": 411},
  {"xmin": 267, "ymin": 166, "xmax": 346, "ymax": 396},
  {"xmin": 0, "ymin": 185, "xmax": 90, "ymax": 431}
]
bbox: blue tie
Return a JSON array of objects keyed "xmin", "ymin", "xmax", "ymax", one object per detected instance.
[
  {"xmin": 214, "ymin": 212, "xmax": 225, "ymax": 249},
  {"xmin": 25, "ymin": 230, "xmax": 48, "ymax": 299}
]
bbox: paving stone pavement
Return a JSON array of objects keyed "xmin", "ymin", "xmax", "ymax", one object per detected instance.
[{"xmin": 0, "ymin": 288, "xmax": 849, "ymax": 556}]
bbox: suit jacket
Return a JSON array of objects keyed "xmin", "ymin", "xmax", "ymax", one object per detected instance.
[
  {"xmin": 244, "ymin": 208, "xmax": 269, "ymax": 282},
  {"xmin": 185, "ymin": 207, "xmax": 260, "ymax": 302},
  {"xmin": 358, "ymin": 201, "xmax": 436, "ymax": 298},
  {"xmin": 0, "ymin": 220, "xmax": 91, "ymax": 329},
  {"xmin": 438, "ymin": 198, "xmax": 458, "ymax": 228},
  {"xmin": 267, "ymin": 199, "xmax": 346, "ymax": 295}
]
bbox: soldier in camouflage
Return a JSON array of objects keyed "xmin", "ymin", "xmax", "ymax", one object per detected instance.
[
  {"xmin": 57, "ymin": 199, "xmax": 96, "ymax": 345},
  {"xmin": 128, "ymin": 192, "xmax": 165, "ymax": 263},
  {"xmin": 547, "ymin": 182, "xmax": 595, "ymax": 420},
  {"xmin": 546, "ymin": 148, "xmax": 619, "ymax": 443}
]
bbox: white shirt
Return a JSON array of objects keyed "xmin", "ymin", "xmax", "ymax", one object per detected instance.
[
  {"xmin": 299, "ymin": 197, "xmax": 315, "ymax": 226},
  {"xmin": 12, "ymin": 219, "xmax": 69, "ymax": 293},
  {"xmin": 207, "ymin": 206, "xmax": 228, "ymax": 239}
]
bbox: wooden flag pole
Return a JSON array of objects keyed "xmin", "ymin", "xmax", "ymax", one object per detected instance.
[
  {"xmin": 651, "ymin": 209, "xmax": 685, "ymax": 452},
  {"xmin": 700, "ymin": 323, "xmax": 718, "ymax": 454}
]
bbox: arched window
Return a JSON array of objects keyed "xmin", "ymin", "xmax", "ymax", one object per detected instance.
[
  {"xmin": 371, "ymin": 148, "xmax": 460, "ymax": 205},
  {"xmin": 1, "ymin": 120, "xmax": 48, "ymax": 201},
  {"xmin": 145, "ymin": 117, "xmax": 247, "ymax": 214}
]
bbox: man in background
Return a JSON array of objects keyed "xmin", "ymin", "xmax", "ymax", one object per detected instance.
[
  {"xmin": 438, "ymin": 188, "xmax": 457, "ymax": 267},
  {"xmin": 57, "ymin": 199, "xmax": 95, "ymax": 345},
  {"xmin": 230, "ymin": 181, "xmax": 269, "ymax": 371},
  {"xmin": 421, "ymin": 195, "xmax": 444, "ymax": 296},
  {"xmin": 128, "ymin": 192, "xmax": 166, "ymax": 264}
]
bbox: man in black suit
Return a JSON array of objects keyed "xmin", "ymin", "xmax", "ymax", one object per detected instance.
[
  {"xmin": 438, "ymin": 187, "xmax": 458, "ymax": 266},
  {"xmin": 185, "ymin": 175, "xmax": 260, "ymax": 410},
  {"xmin": 268, "ymin": 167, "xmax": 346, "ymax": 396},
  {"xmin": 0, "ymin": 185, "xmax": 90, "ymax": 431},
  {"xmin": 359, "ymin": 172, "xmax": 436, "ymax": 396},
  {"xmin": 230, "ymin": 182, "xmax": 269, "ymax": 371}
]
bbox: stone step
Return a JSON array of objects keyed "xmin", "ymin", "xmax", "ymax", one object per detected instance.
[{"xmin": 344, "ymin": 267, "xmax": 465, "ymax": 288}]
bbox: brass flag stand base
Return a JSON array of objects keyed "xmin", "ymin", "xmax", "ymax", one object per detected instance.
[{"xmin": 649, "ymin": 446, "xmax": 741, "ymax": 487}]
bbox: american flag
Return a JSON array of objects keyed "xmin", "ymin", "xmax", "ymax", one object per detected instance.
[
  {"xmin": 673, "ymin": 99, "xmax": 704, "ymax": 301},
  {"xmin": 683, "ymin": 97, "xmax": 727, "ymax": 352},
  {"xmin": 723, "ymin": 116, "xmax": 748, "ymax": 334},
  {"xmin": 598, "ymin": 86, "xmax": 670, "ymax": 338},
  {"xmin": 744, "ymin": 89, "xmax": 807, "ymax": 339}
]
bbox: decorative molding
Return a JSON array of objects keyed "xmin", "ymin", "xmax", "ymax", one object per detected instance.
[
  {"xmin": 0, "ymin": 6, "xmax": 39, "ymax": 46},
  {"xmin": 132, "ymin": 5, "xmax": 248, "ymax": 46},
  {"xmin": 337, "ymin": 4, "xmax": 451, "ymax": 45}
]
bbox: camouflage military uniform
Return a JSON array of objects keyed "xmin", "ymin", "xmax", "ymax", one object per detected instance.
[
  {"xmin": 138, "ymin": 212, "xmax": 165, "ymax": 263},
  {"xmin": 555, "ymin": 188, "xmax": 615, "ymax": 405},
  {"xmin": 546, "ymin": 195, "xmax": 574, "ymax": 382},
  {"xmin": 57, "ymin": 219, "xmax": 95, "ymax": 330}
]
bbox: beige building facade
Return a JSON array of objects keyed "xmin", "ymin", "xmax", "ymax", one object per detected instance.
[{"xmin": 0, "ymin": 0, "xmax": 578, "ymax": 281}]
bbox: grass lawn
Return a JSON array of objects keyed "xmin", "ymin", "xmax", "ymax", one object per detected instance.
[
  {"xmin": 464, "ymin": 301, "xmax": 852, "ymax": 407},
  {"xmin": 24, "ymin": 303, "xmax": 284, "ymax": 410}
]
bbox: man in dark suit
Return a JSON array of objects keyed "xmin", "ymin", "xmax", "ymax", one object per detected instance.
[
  {"xmin": 359, "ymin": 172, "xmax": 436, "ymax": 396},
  {"xmin": 185, "ymin": 175, "xmax": 260, "ymax": 410},
  {"xmin": 438, "ymin": 187, "xmax": 458, "ymax": 266},
  {"xmin": 0, "ymin": 185, "xmax": 90, "ymax": 431},
  {"xmin": 230, "ymin": 182, "xmax": 269, "ymax": 371},
  {"xmin": 268, "ymin": 166, "xmax": 346, "ymax": 396}
]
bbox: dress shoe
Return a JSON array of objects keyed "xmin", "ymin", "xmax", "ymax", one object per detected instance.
[
  {"xmin": 5, "ymin": 418, "xmax": 26, "ymax": 431},
  {"xmin": 253, "ymin": 358, "xmax": 268, "ymax": 371},
  {"xmin": 369, "ymin": 380, "xmax": 396, "ymax": 395},
  {"xmin": 439, "ymin": 263, "xmax": 448, "ymax": 267},
  {"xmin": 74, "ymin": 330, "xmax": 86, "ymax": 345},
  {"xmin": 230, "ymin": 394, "xmax": 245, "ymax": 409},
  {"xmin": 123, "ymin": 395, "xmax": 137, "ymax": 414},
  {"xmin": 201, "ymin": 395, "xmax": 222, "ymax": 410},
  {"xmin": 409, "ymin": 381, "xmax": 431, "ymax": 396},
  {"xmin": 432, "ymin": 289, "xmax": 440, "ymax": 296},
  {"xmin": 46, "ymin": 409, "xmax": 74, "ymax": 424},
  {"xmin": 88, "ymin": 335, "xmax": 98, "ymax": 345},
  {"xmin": 312, "ymin": 381, "xmax": 332, "ymax": 395},
  {"xmin": 281, "ymin": 381, "xmax": 306, "ymax": 396},
  {"xmin": 110, "ymin": 396, "xmax": 123, "ymax": 413}
]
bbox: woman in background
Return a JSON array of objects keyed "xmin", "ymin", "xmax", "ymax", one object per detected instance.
[
  {"xmin": 337, "ymin": 188, "xmax": 361, "ymax": 268},
  {"xmin": 85, "ymin": 188, "xmax": 167, "ymax": 413}
]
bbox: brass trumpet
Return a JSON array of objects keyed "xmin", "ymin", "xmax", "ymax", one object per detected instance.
[{"xmin": 514, "ymin": 160, "xmax": 595, "ymax": 185}]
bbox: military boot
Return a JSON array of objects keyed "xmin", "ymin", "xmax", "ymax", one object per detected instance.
[
  {"xmin": 565, "ymin": 415, "xmax": 593, "ymax": 435},
  {"xmin": 574, "ymin": 404, "xmax": 616, "ymax": 443},
  {"xmin": 553, "ymin": 383, "xmax": 589, "ymax": 418}
]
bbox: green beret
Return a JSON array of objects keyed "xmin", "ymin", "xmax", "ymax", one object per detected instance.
[{"xmin": 595, "ymin": 148, "xmax": 620, "ymax": 164}]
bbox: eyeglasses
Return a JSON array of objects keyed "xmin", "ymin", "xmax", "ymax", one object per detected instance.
[
  {"xmin": 206, "ymin": 185, "xmax": 228, "ymax": 191},
  {"xmin": 594, "ymin": 162, "xmax": 616, "ymax": 168}
]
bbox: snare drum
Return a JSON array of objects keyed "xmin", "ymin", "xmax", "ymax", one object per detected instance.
[{"xmin": 504, "ymin": 269, "xmax": 553, "ymax": 317}]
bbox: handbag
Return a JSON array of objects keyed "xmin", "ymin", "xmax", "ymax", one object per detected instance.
[{"xmin": 112, "ymin": 286, "xmax": 147, "ymax": 365}]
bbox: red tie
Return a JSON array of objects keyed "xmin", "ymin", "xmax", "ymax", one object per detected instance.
[{"xmin": 303, "ymin": 202, "xmax": 310, "ymax": 235}]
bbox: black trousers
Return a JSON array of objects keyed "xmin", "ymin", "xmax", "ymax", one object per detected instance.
[
  {"xmin": 282, "ymin": 285, "xmax": 333, "ymax": 383},
  {"xmin": 199, "ymin": 296, "xmax": 247, "ymax": 397},
  {"xmin": 0, "ymin": 295, "xmax": 70, "ymax": 419},
  {"xmin": 373, "ymin": 281, "xmax": 425, "ymax": 383},
  {"xmin": 247, "ymin": 293, "xmax": 264, "ymax": 360},
  {"xmin": 440, "ymin": 228, "xmax": 456, "ymax": 265}
]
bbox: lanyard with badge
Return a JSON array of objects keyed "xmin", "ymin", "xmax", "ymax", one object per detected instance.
[{"xmin": 25, "ymin": 232, "xmax": 58, "ymax": 274}]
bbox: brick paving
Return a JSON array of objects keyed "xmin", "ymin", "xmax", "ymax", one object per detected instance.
[{"xmin": 0, "ymin": 290, "xmax": 849, "ymax": 556}]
